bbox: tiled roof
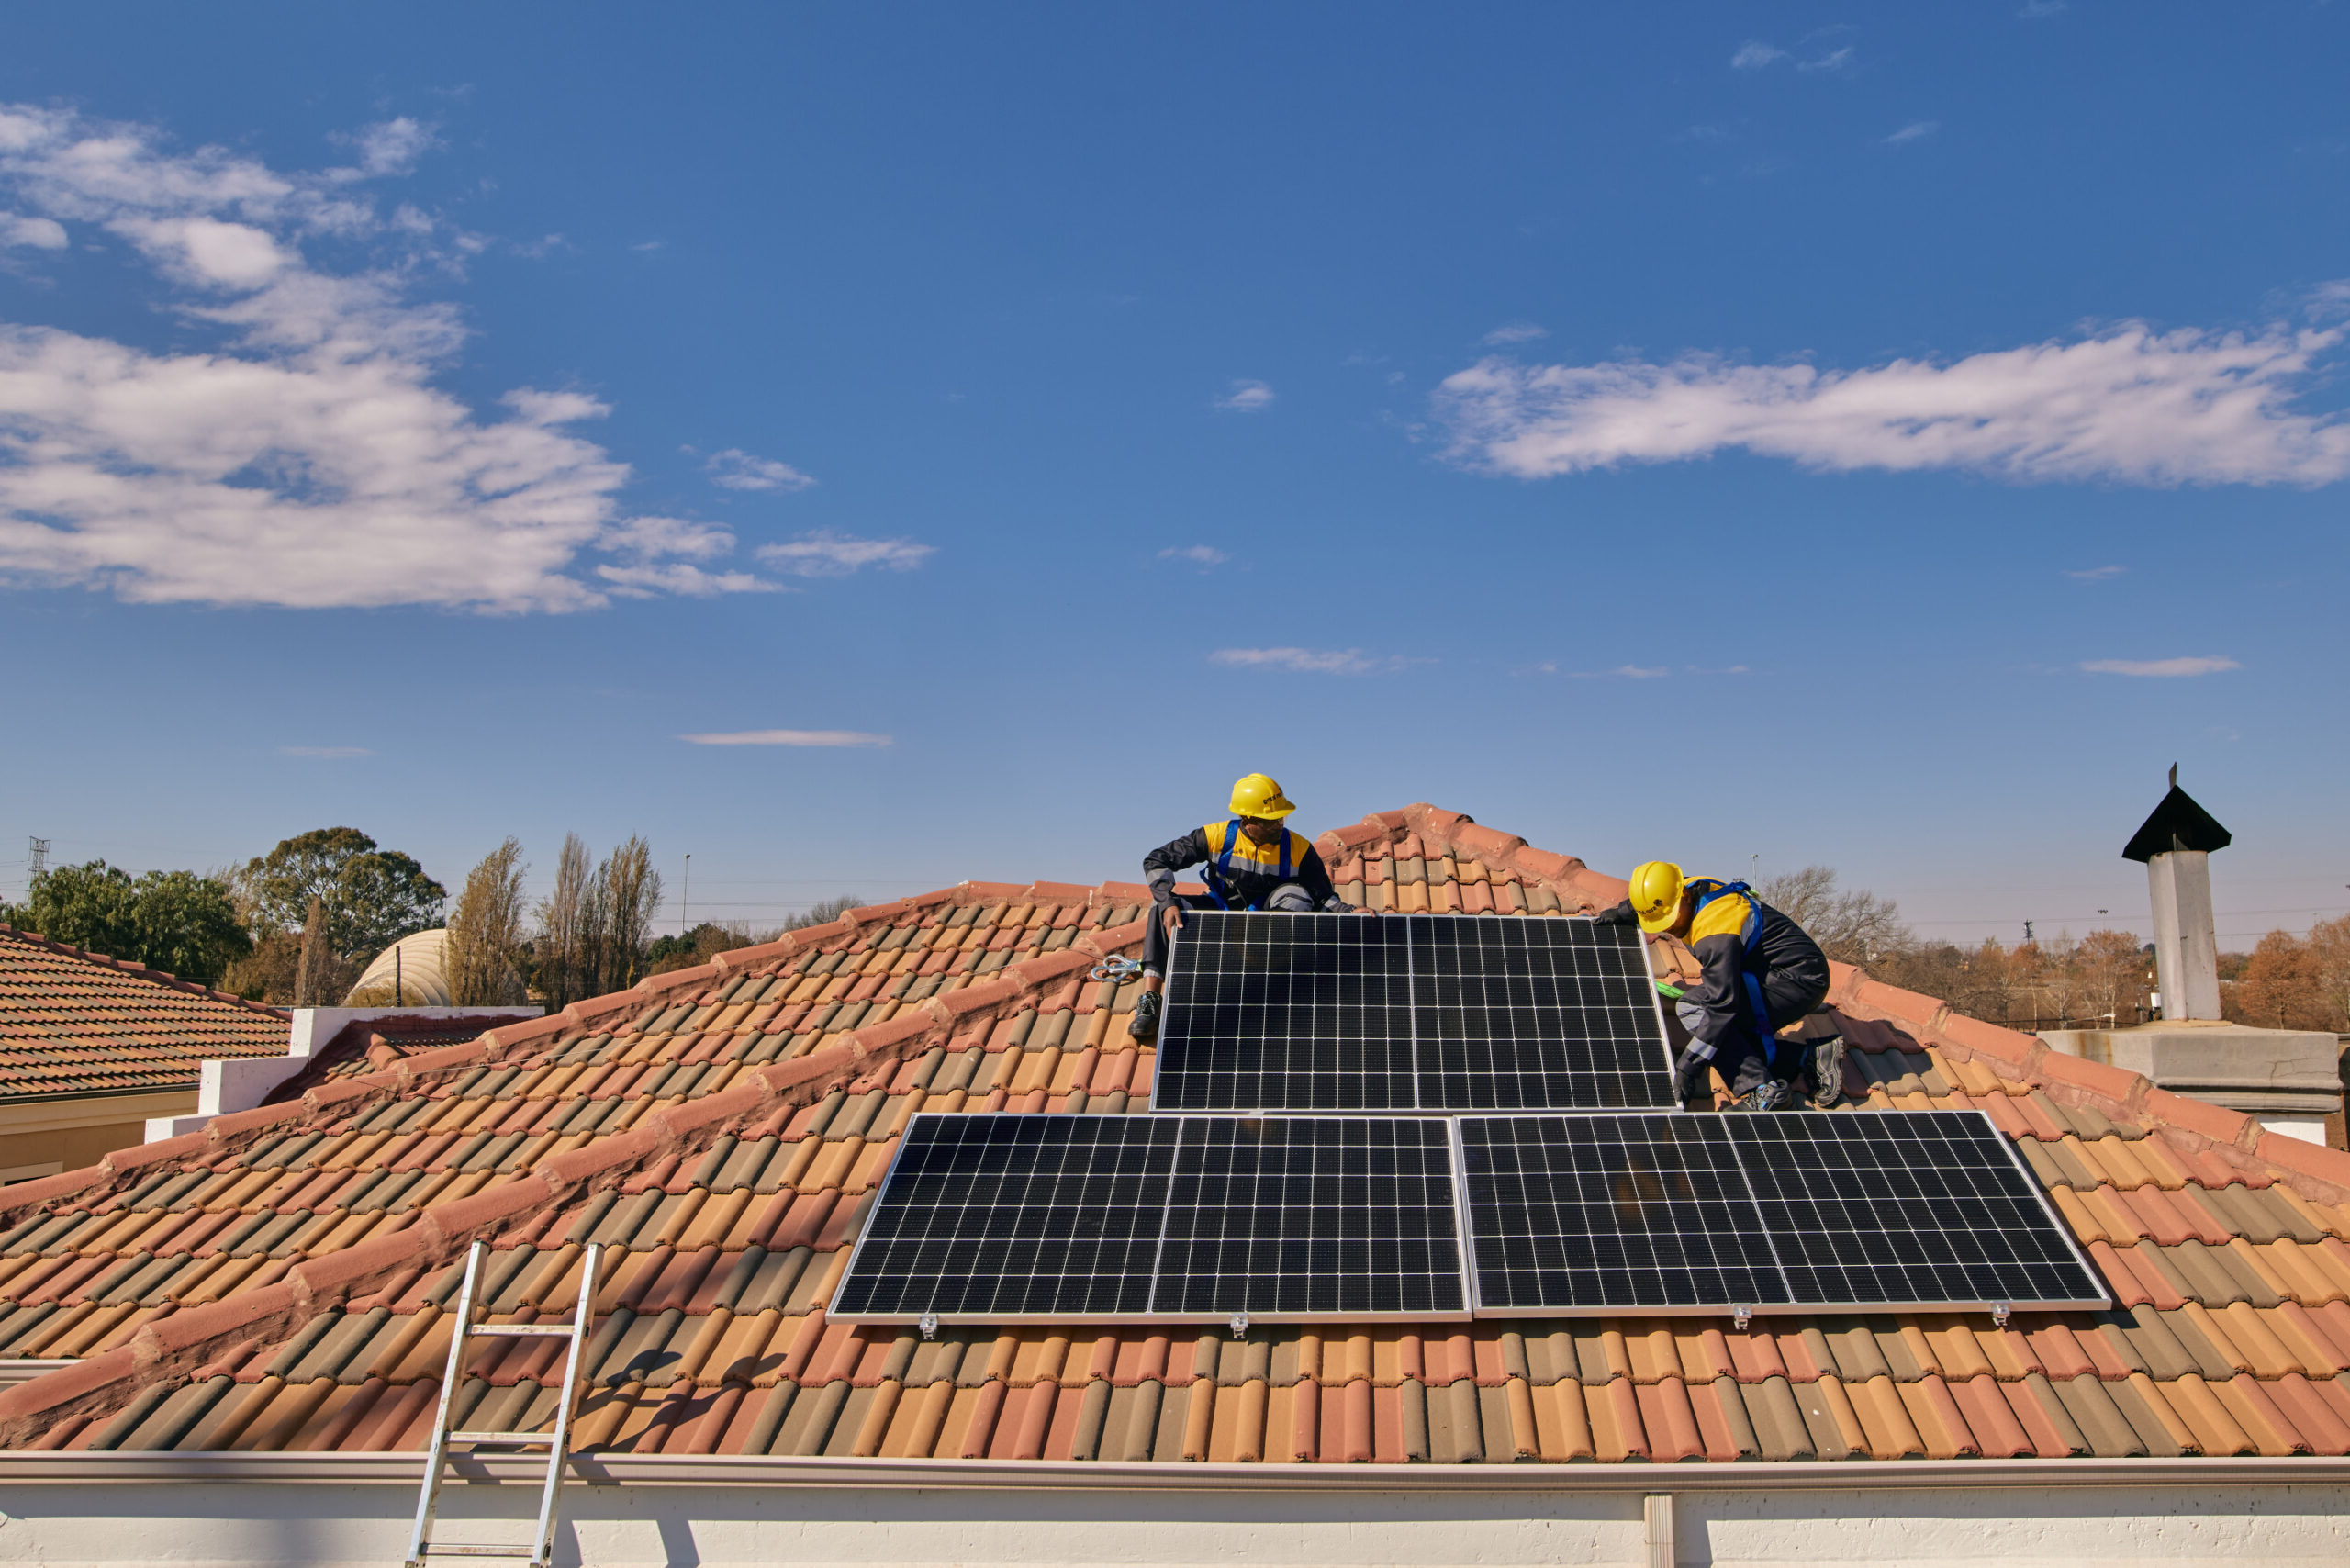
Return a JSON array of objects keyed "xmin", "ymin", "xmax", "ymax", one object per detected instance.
[
  {"xmin": 0, "ymin": 925, "xmax": 291, "ymax": 1100},
  {"xmin": 3, "ymin": 805, "xmax": 2349, "ymax": 1467}
]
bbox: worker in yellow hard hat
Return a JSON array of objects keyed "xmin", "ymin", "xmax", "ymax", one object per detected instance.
[
  {"xmin": 1128, "ymin": 773, "xmax": 1361, "ymax": 1043},
  {"xmin": 1595, "ymin": 861, "xmax": 1839, "ymax": 1111}
]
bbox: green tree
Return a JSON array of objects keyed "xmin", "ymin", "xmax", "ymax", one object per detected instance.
[
  {"xmin": 238, "ymin": 827, "xmax": 445, "ymax": 958},
  {"xmin": 2, "ymin": 859, "xmax": 252, "ymax": 987},
  {"xmin": 445, "ymin": 838, "xmax": 530, "ymax": 1006}
]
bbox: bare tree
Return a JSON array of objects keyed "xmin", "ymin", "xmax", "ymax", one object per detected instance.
[
  {"xmin": 592, "ymin": 835, "xmax": 663, "ymax": 993},
  {"xmin": 446, "ymin": 838, "xmax": 530, "ymax": 1005},
  {"xmin": 1756, "ymin": 866, "xmax": 1912, "ymax": 965},
  {"xmin": 534, "ymin": 833, "xmax": 593, "ymax": 1009},
  {"xmin": 783, "ymin": 894, "xmax": 867, "ymax": 931}
]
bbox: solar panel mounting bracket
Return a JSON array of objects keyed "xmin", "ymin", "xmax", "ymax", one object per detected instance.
[
  {"xmin": 1228, "ymin": 1312, "xmax": 1248, "ymax": 1339},
  {"xmin": 1992, "ymin": 1303, "xmax": 2011, "ymax": 1328},
  {"xmin": 918, "ymin": 1312, "xmax": 938, "ymax": 1340},
  {"xmin": 1732, "ymin": 1305, "xmax": 1752, "ymax": 1331}
]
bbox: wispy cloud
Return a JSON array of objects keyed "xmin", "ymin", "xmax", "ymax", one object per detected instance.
[
  {"xmin": 702, "ymin": 447, "xmax": 817, "ymax": 492},
  {"xmin": 1798, "ymin": 45, "xmax": 1856, "ymax": 73},
  {"xmin": 2067, "ymin": 565, "xmax": 2126, "ymax": 581},
  {"xmin": 1215, "ymin": 379, "xmax": 1276, "ymax": 412},
  {"xmin": 1159, "ymin": 544, "xmax": 1228, "ymax": 566},
  {"xmin": 2019, "ymin": 1, "xmax": 2068, "ymax": 18},
  {"xmin": 1210, "ymin": 646, "xmax": 1416, "ymax": 675},
  {"xmin": 346, "ymin": 118, "xmax": 435, "ymax": 178},
  {"xmin": 0, "ymin": 101, "xmax": 771, "ymax": 610},
  {"xmin": 0, "ymin": 211, "xmax": 67, "ymax": 249},
  {"xmin": 2080, "ymin": 655, "xmax": 2240, "ymax": 678},
  {"xmin": 1734, "ymin": 34, "xmax": 1854, "ymax": 73},
  {"xmin": 1483, "ymin": 321, "xmax": 1548, "ymax": 346},
  {"xmin": 279, "ymin": 745, "xmax": 372, "ymax": 759},
  {"xmin": 1885, "ymin": 121, "xmax": 1940, "ymax": 145},
  {"xmin": 1731, "ymin": 41, "xmax": 1787, "ymax": 69},
  {"xmin": 1435, "ymin": 317, "xmax": 2350, "ymax": 487},
  {"xmin": 1526, "ymin": 662, "xmax": 1673, "ymax": 679},
  {"xmin": 679, "ymin": 729, "xmax": 893, "ymax": 746},
  {"xmin": 755, "ymin": 530, "xmax": 934, "ymax": 577}
]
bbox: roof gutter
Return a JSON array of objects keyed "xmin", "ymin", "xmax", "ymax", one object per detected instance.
[{"xmin": 5, "ymin": 1450, "xmax": 2349, "ymax": 1492}]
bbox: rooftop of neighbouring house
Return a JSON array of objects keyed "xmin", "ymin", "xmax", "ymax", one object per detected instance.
[
  {"xmin": 0, "ymin": 924, "xmax": 290, "ymax": 1101},
  {"xmin": 2, "ymin": 804, "xmax": 2348, "ymax": 1469}
]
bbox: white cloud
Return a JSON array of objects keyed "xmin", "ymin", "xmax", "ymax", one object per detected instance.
[
  {"xmin": 352, "ymin": 118, "xmax": 433, "ymax": 178},
  {"xmin": 1210, "ymin": 646, "xmax": 1412, "ymax": 675},
  {"xmin": 0, "ymin": 101, "xmax": 777, "ymax": 611},
  {"xmin": 1798, "ymin": 45, "xmax": 1856, "ymax": 73},
  {"xmin": 1215, "ymin": 378, "xmax": 1276, "ymax": 412},
  {"xmin": 1158, "ymin": 544, "xmax": 1228, "ymax": 566},
  {"xmin": 2081, "ymin": 655, "xmax": 2240, "ymax": 678},
  {"xmin": 755, "ymin": 530, "xmax": 934, "ymax": 577},
  {"xmin": 1731, "ymin": 41, "xmax": 1787, "ymax": 69},
  {"xmin": 1483, "ymin": 322, "xmax": 1548, "ymax": 346},
  {"xmin": 0, "ymin": 210, "xmax": 65, "ymax": 249},
  {"xmin": 1435, "ymin": 319, "xmax": 2350, "ymax": 487},
  {"xmin": 279, "ymin": 745, "xmax": 372, "ymax": 759},
  {"xmin": 1613, "ymin": 665, "xmax": 1670, "ymax": 679},
  {"xmin": 1530, "ymin": 662, "xmax": 1674, "ymax": 679},
  {"xmin": 679, "ymin": 729, "xmax": 892, "ymax": 746},
  {"xmin": 703, "ymin": 447, "xmax": 817, "ymax": 492},
  {"xmin": 1886, "ymin": 121, "xmax": 1940, "ymax": 145},
  {"xmin": 2019, "ymin": 1, "xmax": 2068, "ymax": 18},
  {"xmin": 2067, "ymin": 565, "xmax": 2126, "ymax": 580}
]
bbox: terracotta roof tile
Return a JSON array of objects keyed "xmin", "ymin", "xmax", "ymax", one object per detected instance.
[
  {"xmin": 7, "ymin": 802, "xmax": 2350, "ymax": 1469},
  {"xmin": 0, "ymin": 924, "xmax": 288, "ymax": 1097}
]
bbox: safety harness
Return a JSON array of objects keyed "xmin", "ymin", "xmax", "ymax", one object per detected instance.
[
  {"xmin": 1203, "ymin": 819, "xmax": 1292, "ymax": 910},
  {"xmin": 1691, "ymin": 879, "xmax": 1776, "ymax": 1040}
]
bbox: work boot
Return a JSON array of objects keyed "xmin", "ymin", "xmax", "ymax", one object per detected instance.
[
  {"xmin": 1128, "ymin": 990, "xmax": 1163, "ymax": 1044},
  {"xmin": 1809, "ymin": 1035, "xmax": 1848, "ymax": 1109},
  {"xmin": 1732, "ymin": 1079, "xmax": 1793, "ymax": 1113}
]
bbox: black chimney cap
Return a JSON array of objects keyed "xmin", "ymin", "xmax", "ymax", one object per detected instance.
[{"xmin": 2122, "ymin": 764, "xmax": 2232, "ymax": 863}]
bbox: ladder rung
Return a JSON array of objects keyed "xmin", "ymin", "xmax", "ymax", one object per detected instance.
[
  {"xmin": 466, "ymin": 1324, "xmax": 576, "ymax": 1338},
  {"xmin": 449, "ymin": 1429, "xmax": 557, "ymax": 1444},
  {"xmin": 420, "ymin": 1545, "xmax": 539, "ymax": 1558}
]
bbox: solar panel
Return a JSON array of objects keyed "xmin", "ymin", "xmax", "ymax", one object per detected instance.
[
  {"xmin": 834, "ymin": 1113, "xmax": 1472, "ymax": 1325},
  {"xmin": 1153, "ymin": 1116, "xmax": 1466, "ymax": 1316},
  {"xmin": 1457, "ymin": 1109, "xmax": 2106, "ymax": 1316},
  {"xmin": 1458, "ymin": 1114, "xmax": 1785, "ymax": 1313},
  {"xmin": 1155, "ymin": 913, "xmax": 1673, "ymax": 1113},
  {"xmin": 1730, "ymin": 1110, "xmax": 2107, "ymax": 1311},
  {"xmin": 831, "ymin": 1114, "xmax": 1182, "ymax": 1319}
]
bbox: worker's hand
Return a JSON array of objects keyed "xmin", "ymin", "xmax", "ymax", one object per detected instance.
[{"xmin": 1160, "ymin": 902, "xmax": 1188, "ymax": 937}]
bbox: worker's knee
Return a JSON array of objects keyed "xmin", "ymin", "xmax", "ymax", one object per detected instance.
[{"xmin": 1265, "ymin": 882, "xmax": 1315, "ymax": 913}]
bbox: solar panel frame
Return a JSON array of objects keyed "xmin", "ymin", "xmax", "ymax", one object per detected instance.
[
  {"xmin": 1153, "ymin": 912, "xmax": 1677, "ymax": 1114},
  {"xmin": 1453, "ymin": 1108, "xmax": 2109, "ymax": 1317},
  {"xmin": 832, "ymin": 1112, "xmax": 1476, "ymax": 1326}
]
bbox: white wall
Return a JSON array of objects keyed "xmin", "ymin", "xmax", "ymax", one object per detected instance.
[{"xmin": 0, "ymin": 1473, "xmax": 2345, "ymax": 1568}]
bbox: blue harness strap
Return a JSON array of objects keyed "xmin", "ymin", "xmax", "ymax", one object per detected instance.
[
  {"xmin": 1207, "ymin": 820, "xmax": 1292, "ymax": 911},
  {"xmin": 1695, "ymin": 881, "xmax": 1775, "ymax": 1037}
]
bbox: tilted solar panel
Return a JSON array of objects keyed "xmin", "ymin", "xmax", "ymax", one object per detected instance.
[
  {"xmin": 834, "ymin": 1113, "xmax": 1472, "ymax": 1325},
  {"xmin": 1731, "ymin": 1110, "xmax": 2108, "ymax": 1311},
  {"xmin": 1456, "ymin": 1109, "xmax": 2107, "ymax": 1316},
  {"xmin": 1155, "ymin": 912, "xmax": 1673, "ymax": 1113}
]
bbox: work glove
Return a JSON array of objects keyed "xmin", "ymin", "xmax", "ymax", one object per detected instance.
[
  {"xmin": 1590, "ymin": 902, "xmax": 1636, "ymax": 927},
  {"xmin": 1320, "ymin": 896, "xmax": 1371, "ymax": 914}
]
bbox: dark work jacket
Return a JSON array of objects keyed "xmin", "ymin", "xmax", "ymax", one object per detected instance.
[
  {"xmin": 1598, "ymin": 881, "xmax": 1830, "ymax": 1047},
  {"xmin": 1143, "ymin": 823, "xmax": 1342, "ymax": 912}
]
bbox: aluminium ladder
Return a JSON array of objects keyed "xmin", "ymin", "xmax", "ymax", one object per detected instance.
[{"xmin": 403, "ymin": 1239, "xmax": 600, "ymax": 1568}]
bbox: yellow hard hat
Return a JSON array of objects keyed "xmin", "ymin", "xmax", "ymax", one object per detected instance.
[
  {"xmin": 1228, "ymin": 772, "xmax": 1297, "ymax": 820},
  {"xmin": 1627, "ymin": 860, "xmax": 1686, "ymax": 934}
]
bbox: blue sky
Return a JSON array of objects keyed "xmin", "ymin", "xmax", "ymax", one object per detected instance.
[{"xmin": 3, "ymin": 4, "xmax": 2345, "ymax": 951}]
